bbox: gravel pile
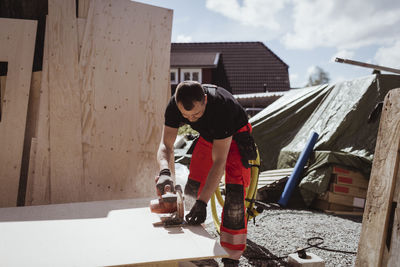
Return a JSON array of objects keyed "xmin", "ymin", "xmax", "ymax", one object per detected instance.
[{"xmin": 192, "ymin": 208, "xmax": 362, "ymax": 267}]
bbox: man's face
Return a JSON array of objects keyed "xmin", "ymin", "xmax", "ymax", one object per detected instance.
[{"xmin": 177, "ymin": 95, "xmax": 207, "ymax": 122}]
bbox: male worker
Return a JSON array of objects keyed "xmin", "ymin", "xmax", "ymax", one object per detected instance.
[{"xmin": 156, "ymin": 81, "xmax": 256, "ymax": 266}]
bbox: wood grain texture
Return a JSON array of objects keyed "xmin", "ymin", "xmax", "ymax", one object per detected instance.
[
  {"xmin": 25, "ymin": 18, "xmax": 51, "ymax": 206},
  {"xmin": 76, "ymin": 18, "xmax": 86, "ymax": 60},
  {"xmin": 19, "ymin": 71, "xmax": 42, "ymax": 205},
  {"xmin": 356, "ymin": 88, "xmax": 400, "ymax": 266},
  {"xmin": 0, "ymin": 18, "xmax": 37, "ymax": 207},
  {"xmin": 25, "ymin": 137, "xmax": 38, "ymax": 205},
  {"xmin": 78, "ymin": 0, "xmax": 91, "ymax": 18},
  {"xmin": 385, "ymin": 167, "xmax": 400, "ymax": 267},
  {"xmin": 48, "ymin": 0, "xmax": 84, "ymax": 203},
  {"xmin": 0, "ymin": 198, "xmax": 227, "ymax": 266},
  {"xmin": 80, "ymin": 0, "xmax": 173, "ymax": 201}
]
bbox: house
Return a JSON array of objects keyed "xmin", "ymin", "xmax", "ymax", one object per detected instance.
[{"xmin": 170, "ymin": 42, "xmax": 290, "ymax": 96}]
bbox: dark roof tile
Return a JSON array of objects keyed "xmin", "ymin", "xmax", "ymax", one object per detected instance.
[{"xmin": 171, "ymin": 42, "xmax": 290, "ymax": 94}]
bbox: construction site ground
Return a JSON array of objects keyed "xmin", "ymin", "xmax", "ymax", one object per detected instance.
[{"xmin": 176, "ymin": 164, "xmax": 362, "ymax": 267}]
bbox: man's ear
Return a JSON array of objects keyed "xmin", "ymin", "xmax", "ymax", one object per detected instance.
[{"xmin": 204, "ymin": 94, "xmax": 208, "ymax": 105}]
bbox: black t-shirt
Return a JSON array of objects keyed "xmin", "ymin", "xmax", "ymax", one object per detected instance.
[{"xmin": 164, "ymin": 85, "xmax": 248, "ymax": 142}]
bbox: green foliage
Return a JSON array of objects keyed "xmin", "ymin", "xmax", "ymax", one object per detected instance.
[
  {"xmin": 306, "ymin": 66, "xmax": 330, "ymax": 87},
  {"xmin": 178, "ymin": 124, "xmax": 199, "ymax": 136}
]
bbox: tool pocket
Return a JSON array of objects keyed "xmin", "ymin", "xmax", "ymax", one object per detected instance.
[{"xmin": 233, "ymin": 131, "xmax": 257, "ymax": 168}]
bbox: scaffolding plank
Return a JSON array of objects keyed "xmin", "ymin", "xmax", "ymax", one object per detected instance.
[
  {"xmin": 0, "ymin": 198, "xmax": 228, "ymax": 266},
  {"xmin": 0, "ymin": 18, "xmax": 37, "ymax": 207},
  {"xmin": 356, "ymin": 88, "xmax": 400, "ymax": 266},
  {"xmin": 48, "ymin": 0, "xmax": 84, "ymax": 203}
]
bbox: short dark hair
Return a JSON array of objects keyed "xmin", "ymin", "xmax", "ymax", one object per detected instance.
[{"xmin": 175, "ymin": 81, "xmax": 205, "ymax": 110}]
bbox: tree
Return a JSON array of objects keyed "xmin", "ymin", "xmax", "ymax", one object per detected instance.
[{"xmin": 306, "ymin": 66, "xmax": 330, "ymax": 86}]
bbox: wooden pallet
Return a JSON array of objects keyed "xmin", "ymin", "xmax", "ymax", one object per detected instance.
[
  {"xmin": 257, "ymin": 168, "xmax": 293, "ymax": 190},
  {"xmin": 356, "ymin": 88, "xmax": 400, "ymax": 266}
]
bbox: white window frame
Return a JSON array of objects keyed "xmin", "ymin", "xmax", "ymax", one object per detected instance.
[
  {"xmin": 180, "ymin": 68, "xmax": 202, "ymax": 83},
  {"xmin": 170, "ymin": 68, "xmax": 178, "ymax": 84}
]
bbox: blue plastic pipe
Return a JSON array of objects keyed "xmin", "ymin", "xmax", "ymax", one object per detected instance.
[{"xmin": 278, "ymin": 131, "xmax": 319, "ymax": 207}]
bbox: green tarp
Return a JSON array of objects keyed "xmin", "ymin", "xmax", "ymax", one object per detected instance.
[
  {"xmin": 251, "ymin": 74, "xmax": 400, "ymax": 205},
  {"xmin": 250, "ymin": 83, "xmax": 332, "ymax": 171}
]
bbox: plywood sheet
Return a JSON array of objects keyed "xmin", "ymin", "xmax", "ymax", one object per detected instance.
[
  {"xmin": 77, "ymin": 18, "xmax": 86, "ymax": 59},
  {"xmin": 78, "ymin": 0, "xmax": 91, "ymax": 18},
  {"xmin": 80, "ymin": 0, "xmax": 173, "ymax": 201},
  {"xmin": 0, "ymin": 18, "xmax": 37, "ymax": 207},
  {"xmin": 0, "ymin": 198, "xmax": 227, "ymax": 266},
  {"xmin": 356, "ymin": 88, "xmax": 400, "ymax": 266},
  {"xmin": 26, "ymin": 18, "xmax": 51, "ymax": 206},
  {"xmin": 48, "ymin": 0, "xmax": 84, "ymax": 203}
]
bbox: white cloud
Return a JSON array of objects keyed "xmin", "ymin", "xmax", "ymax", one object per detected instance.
[
  {"xmin": 290, "ymin": 73, "xmax": 298, "ymax": 81},
  {"xmin": 205, "ymin": 0, "xmax": 289, "ymax": 31},
  {"xmin": 205, "ymin": 0, "xmax": 400, "ymax": 53},
  {"xmin": 283, "ymin": 0, "xmax": 400, "ymax": 50},
  {"xmin": 330, "ymin": 49, "xmax": 355, "ymax": 62},
  {"xmin": 176, "ymin": 34, "xmax": 193, "ymax": 43},
  {"xmin": 306, "ymin": 65, "xmax": 318, "ymax": 77},
  {"xmin": 374, "ymin": 40, "xmax": 400, "ymax": 69}
]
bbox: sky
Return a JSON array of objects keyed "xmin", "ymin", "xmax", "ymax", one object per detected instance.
[{"xmin": 135, "ymin": 0, "xmax": 400, "ymax": 88}]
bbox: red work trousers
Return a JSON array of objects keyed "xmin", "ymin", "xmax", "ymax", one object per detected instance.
[{"xmin": 188, "ymin": 124, "xmax": 252, "ymax": 260}]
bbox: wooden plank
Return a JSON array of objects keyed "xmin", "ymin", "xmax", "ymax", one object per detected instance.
[
  {"xmin": 312, "ymin": 198, "xmax": 362, "ymax": 212},
  {"xmin": 25, "ymin": 137, "xmax": 38, "ymax": 205},
  {"xmin": 76, "ymin": 18, "xmax": 86, "ymax": 60},
  {"xmin": 356, "ymin": 88, "xmax": 400, "ymax": 267},
  {"xmin": 259, "ymin": 175, "xmax": 289, "ymax": 182},
  {"xmin": 385, "ymin": 167, "xmax": 400, "ymax": 266},
  {"xmin": 80, "ymin": 0, "xmax": 173, "ymax": 201},
  {"xmin": 332, "ymin": 166, "xmax": 367, "ymax": 180},
  {"xmin": 0, "ymin": 75, "xmax": 6, "ymax": 108},
  {"xmin": 330, "ymin": 183, "xmax": 368, "ymax": 198},
  {"xmin": 78, "ymin": 0, "xmax": 91, "ymax": 18},
  {"xmin": 320, "ymin": 191, "xmax": 365, "ymax": 208},
  {"xmin": 259, "ymin": 168, "xmax": 293, "ymax": 175},
  {"xmin": 0, "ymin": 198, "xmax": 228, "ymax": 266},
  {"xmin": 26, "ymin": 17, "xmax": 51, "ymax": 206},
  {"xmin": 48, "ymin": 0, "xmax": 84, "ymax": 203},
  {"xmin": 0, "ymin": 18, "xmax": 37, "ymax": 207},
  {"xmin": 19, "ymin": 71, "xmax": 42, "ymax": 205},
  {"xmin": 333, "ymin": 174, "xmax": 369, "ymax": 189}
]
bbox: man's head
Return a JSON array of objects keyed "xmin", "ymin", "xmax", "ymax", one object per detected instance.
[{"xmin": 175, "ymin": 81, "xmax": 207, "ymax": 122}]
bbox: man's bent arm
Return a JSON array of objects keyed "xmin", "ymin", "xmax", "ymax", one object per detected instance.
[
  {"xmin": 157, "ymin": 125, "xmax": 178, "ymax": 171},
  {"xmin": 198, "ymin": 136, "xmax": 232, "ymax": 203}
]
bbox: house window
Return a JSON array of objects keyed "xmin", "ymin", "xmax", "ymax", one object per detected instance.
[
  {"xmin": 170, "ymin": 68, "xmax": 178, "ymax": 84},
  {"xmin": 180, "ymin": 68, "xmax": 202, "ymax": 83}
]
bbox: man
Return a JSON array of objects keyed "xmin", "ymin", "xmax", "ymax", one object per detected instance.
[{"xmin": 156, "ymin": 81, "xmax": 256, "ymax": 266}]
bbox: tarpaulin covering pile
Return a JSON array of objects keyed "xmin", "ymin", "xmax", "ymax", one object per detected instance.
[{"xmin": 251, "ymin": 74, "xmax": 400, "ymax": 205}]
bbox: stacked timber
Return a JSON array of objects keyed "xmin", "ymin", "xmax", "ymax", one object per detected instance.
[
  {"xmin": 257, "ymin": 168, "xmax": 293, "ymax": 190},
  {"xmin": 0, "ymin": 0, "xmax": 173, "ymax": 207},
  {"xmin": 312, "ymin": 165, "xmax": 368, "ymax": 215}
]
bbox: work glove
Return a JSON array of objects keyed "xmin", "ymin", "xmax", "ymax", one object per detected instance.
[
  {"xmin": 185, "ymin": 199, "xmax": 207, "ymax": 225},
  {"xmin": 155, "ymin": 168, "xmax": 174, "ymax": 196}
]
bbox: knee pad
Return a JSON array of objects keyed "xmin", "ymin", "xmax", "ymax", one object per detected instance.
[{"xmin": 222, "ymin": 184, "xmax": 245, "ymax": 230}]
